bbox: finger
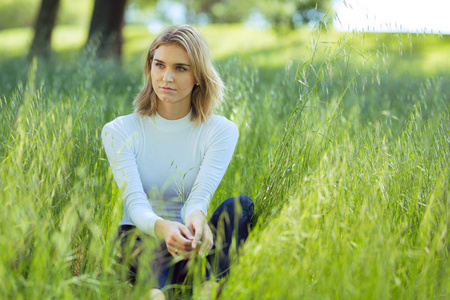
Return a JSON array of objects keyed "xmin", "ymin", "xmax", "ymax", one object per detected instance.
[
  {"xmin": 192, "ymin": 225, "xmax": 203, "ymax": 250},
  {"xmin": 178, "ymin": 224, "xmax": 194, "ymax": 240},
  {"xmin": 187, "ymin": 222, "xmax": 194, "ymax": 234},
  {"xmin": 201, "ymin": 225, "xmax": 214, "ymax": 255},
  {"xmin": 174, "ymin": 237, "xmax": 193, "ymax": 252},
  {"xmin": 205, "ymin": 228, "xmax": 214, "ymax": 253},
  {"xmin": 168, "ymin": 248, "xmax": 176, "ymax": 258},
  {"xmin": 167, "ymin": 233, "xmax": 191, "ymax": 253},
  {"xmin": 176, "ymin": 226, "xmax": 194, "ymax": 251}
]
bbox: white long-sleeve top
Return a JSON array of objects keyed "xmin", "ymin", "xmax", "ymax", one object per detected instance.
[{"xmin": 101, "ymin": 110, "xmax": 238, "ymax": 238}]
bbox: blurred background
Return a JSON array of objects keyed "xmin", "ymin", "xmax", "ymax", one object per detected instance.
[
  {"xmin": 0, "ymin": 0, "xmax": 332, "ymax": 61},
  {"xmin": 1, "ymin": 0, "xmax": 449, "ymax": 65}
]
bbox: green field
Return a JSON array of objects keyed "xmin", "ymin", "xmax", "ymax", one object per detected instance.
[{"xmin": 0, "ymin": 24, "xmax": 449, "ymax": 299}]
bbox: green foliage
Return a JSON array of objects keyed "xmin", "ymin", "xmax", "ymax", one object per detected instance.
[
  {"xmin": 254, "ymin": 0, "xmax": 330, "ymax": 30},
  {"xmin": 58, "ymin": 0, "xmax": 92, "ymax": 27},
  {"xmin": 0, "ymin": 24, "xmax": 449, "ymax": 299},
  {"xmin": 0, "ymin": 0, "xmax": 40, "ymax": 29},
  {"xmin": 0, "ymin": 0, "xmax": 91, "ymax": 30},
  {"xmin": 208, "ymin": 0, "xmax": 254, "ymax": 23}
]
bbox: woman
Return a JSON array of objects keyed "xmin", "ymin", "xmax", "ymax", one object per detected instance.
[{"xmin": 102, "ymin": 24, "xmax": 254, "ymax": 299}]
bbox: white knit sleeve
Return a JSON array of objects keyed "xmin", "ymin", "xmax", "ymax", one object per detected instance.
[
  {"xmin": 102, "ymin": 118, "xmax": 163, "ymax": 237},
  {"xmin": 181, "ymin": 118, "xmax": 239, "ymax": 222}
]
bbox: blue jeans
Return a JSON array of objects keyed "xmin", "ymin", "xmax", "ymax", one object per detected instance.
[{"xmin": 117, "ymin": 195, "xmax": 254, "ymax": 289}]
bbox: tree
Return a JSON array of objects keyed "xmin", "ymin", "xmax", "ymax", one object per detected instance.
[
  {"xmin": 86, "ymin": 0, "xmax": 128, "ymax": 60},
  {"xmin": 29, "ymin": 0, "xmax": 60, "ymax": 58}
]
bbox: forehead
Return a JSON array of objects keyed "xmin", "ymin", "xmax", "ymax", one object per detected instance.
[{"xmin": 153, "ymin": 44, "xmax": 191, "ymax": 64}]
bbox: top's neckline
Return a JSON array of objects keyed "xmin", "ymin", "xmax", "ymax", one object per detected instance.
[{"xmin": 153, "ymin": 110, "xmax": 193, "ymax": 130}]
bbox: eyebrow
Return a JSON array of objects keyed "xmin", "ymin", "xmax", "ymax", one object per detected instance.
[{"xmin": 153, "ymin": 59, "xmax": 191, "ymax": 67}]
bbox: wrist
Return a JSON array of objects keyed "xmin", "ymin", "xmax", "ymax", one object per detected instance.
[
  {"xmin": 186, "ymin": 209, "xmax": 207, "ymax": 224},
  {"xmin": 154, "ymin": 219, "xmax": 168, "ymax": 239}
]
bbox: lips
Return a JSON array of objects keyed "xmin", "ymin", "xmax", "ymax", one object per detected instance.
[{"xmin": 160, "ymin": 86, "xmax": 175, "ymax": 91}]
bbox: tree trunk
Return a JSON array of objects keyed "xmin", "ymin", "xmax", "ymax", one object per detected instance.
[
  {"xmin": 87, "ymin": 0, "xmax": 127, "ymax": 60},
  {"xmin": 29, "ymin": 0, "xmax": 60, "ymax": 58}
]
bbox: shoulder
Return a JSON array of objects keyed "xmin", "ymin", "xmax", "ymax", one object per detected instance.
[
  {"xmin": 103, "ymin": 113, "xmax": 141, "ymax": 132},
  {"xmin": 201, "ymin": 115, "xmax": 239, "ymax": 144},
  {"xmin": 103, "ymin": 113, "xmax": 139, "ymax": 128},
  {"xmin": 208, "ymin": 115, "xmax": 239, "ymax": 134},
  {"xmin": 102, "ymin": 113, "xmax": 144, "ymax": 140}
]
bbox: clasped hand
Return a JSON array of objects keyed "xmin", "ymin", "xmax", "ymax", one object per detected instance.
[{"xmin": 155, "ymin": 210, "xmax": 213, "ymax": 259}]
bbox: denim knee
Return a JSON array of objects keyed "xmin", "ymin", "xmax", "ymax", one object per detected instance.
[{"xmin": 236, "ymin": 195, "xmax": 254, "ymax": 224}]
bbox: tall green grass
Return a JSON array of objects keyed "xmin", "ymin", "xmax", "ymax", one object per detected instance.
[
  {"xmin": 221, "ymin": 28, "xmax": 449, "ymax": 299},
  {"xmin": 0, "ymin": 25, "xmax": 449, "ymax": 299}
]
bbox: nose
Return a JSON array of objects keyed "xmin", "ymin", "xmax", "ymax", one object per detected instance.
[{"xmin": 162, "ymin": 69, "xmax": 173, "ymax": 82}]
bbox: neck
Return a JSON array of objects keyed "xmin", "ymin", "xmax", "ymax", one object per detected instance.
[{"xmin": 156, "ymin": 100, "xmax": 191, "ymax": 120}]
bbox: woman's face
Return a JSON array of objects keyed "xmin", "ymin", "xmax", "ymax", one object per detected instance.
[{"xmin": 151, "ymin": 44, "xmax": 196, "ymax": 110}]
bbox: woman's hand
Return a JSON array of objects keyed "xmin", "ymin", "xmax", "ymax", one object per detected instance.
[
  {"xmin": 186, "ymin": 210, "xmax": 214, "ymax": 256},
  {"xmin": 155, "ymin": 219, "xmax": 194, "ymax": 259}
]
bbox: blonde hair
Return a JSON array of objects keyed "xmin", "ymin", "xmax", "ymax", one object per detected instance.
[{"xmin": 133, "ymin": 24, "xmax": 224, "ymax": 125}]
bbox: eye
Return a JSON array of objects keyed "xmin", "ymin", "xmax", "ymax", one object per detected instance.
[
  {"xmin": 154, "ymin": 62, "xmax": 164, "ymax": 68},
  {"xmin": 176, "ymin": 66, "xmax": 186, "ymax": 71}
]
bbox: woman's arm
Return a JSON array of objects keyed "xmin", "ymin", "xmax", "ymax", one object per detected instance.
[
  {"xmin": 182, "ymin": 117, "xmax": 239, "ymax": 255},
  {"xmin": 102, "ymin": 118, "xmax": 163, "ymax": 237}
]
